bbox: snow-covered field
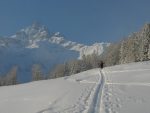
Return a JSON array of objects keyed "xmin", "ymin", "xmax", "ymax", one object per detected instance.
[
  {"xmin": 102, "ymin": 61, "xmax": 150, "ymax": 113},
  {"xmin": 0, "ymin": 61, "xmax": 150, "ymax": 113}
]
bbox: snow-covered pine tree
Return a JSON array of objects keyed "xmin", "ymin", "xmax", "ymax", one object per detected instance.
[{"xmin": 139, "ymin": 24, "xmax": 150, "ymax": 61}]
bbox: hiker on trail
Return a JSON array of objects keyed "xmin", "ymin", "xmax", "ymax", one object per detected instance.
[{"xmin": 98, "ymin": 61, "xmax": 104, "ymax": 69}]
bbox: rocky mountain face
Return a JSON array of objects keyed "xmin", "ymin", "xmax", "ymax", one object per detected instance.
[{"xmin": 0, "ymin": 23, "xmax": 109, "ymax": 82}]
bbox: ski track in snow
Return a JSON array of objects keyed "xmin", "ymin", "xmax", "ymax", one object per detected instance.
[
  {"xmin": 86, "ymin": 69, "xmax": 105, "ymax": 113},
  {"xmin": 29, "ymin": 68, "xmax": 150, "ymax": 113},
  {"xmin": 37, "ymin": 69, "xmax": 105, "ymax": 113},
  {"xmin": 42, "ymin": 68, "xmax": 150, "ymax": 113}
]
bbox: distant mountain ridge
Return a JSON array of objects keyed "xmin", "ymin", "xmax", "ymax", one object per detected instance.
[
  {"xmin": 0, "ymin": 22, "xmax": 109, "ymax": 82},
  {"xmin": 49, "ymin": 32, "xmax": 110, "ymax": 59},
  {"xmin": 1, "ymin": 22, "xmax": 109, "ymax": 58}
]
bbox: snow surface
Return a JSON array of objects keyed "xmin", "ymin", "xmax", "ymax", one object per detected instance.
[
  {"xmin": 1, "ymin": 61, "xmax": 150, "ymax": 113},
  {"xmin": 102, "ymin": 61, "xmax": 150, "ymax": 113}
]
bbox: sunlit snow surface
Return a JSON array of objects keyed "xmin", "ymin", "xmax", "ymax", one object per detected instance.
[
  {"xmin": 102, "ymin": 61, "xmax": 150, "ymax": 113},
  {"xmin": 0, "ymin": 61, "xmax": 150, "ymax": 113}
]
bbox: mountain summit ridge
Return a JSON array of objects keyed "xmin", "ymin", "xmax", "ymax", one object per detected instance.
[
  {"xmin": 0, "ymin": 23, "xmax": 109, "ymax": 58},
  {"xmin": 0, "ymin": 23, "xmax": 109, "ymax": 82}
]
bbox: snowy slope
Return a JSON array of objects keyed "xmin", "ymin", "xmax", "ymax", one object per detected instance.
[
  {"xmin": 0, "ymin": 61, "xmax": 150, "ymax": 113},
  {"xmin": 0, "ymin": 23, "xmax": 109, "ymax": 82},
  {"xmin": 0, "ymin": 69, "xmax": 100, "ymax": 113},
  {"xmin": 102, "ymin": 61, "xmax": 150, "ymax": 113}
]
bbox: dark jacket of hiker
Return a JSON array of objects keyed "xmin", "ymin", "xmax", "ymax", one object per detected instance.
[{"xmin": 98, "ymin": 61, "xmax": 104, "ymax": 69}]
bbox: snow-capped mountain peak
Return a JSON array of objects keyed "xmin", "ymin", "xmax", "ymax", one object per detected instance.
[
  {"xmin": 2, "ymin": 22, "xmax": 109, "ymax": 57},
  {"xmin": 11, "ymin": 22, "xmax": 49, "ymax": 41},
  {"xmin": 0, "ymin": 23, "xmax": 109, "ymax": 82},
  {"xmin": 7, "ymin": 23, "xmax": 50, "ymax": 48}
]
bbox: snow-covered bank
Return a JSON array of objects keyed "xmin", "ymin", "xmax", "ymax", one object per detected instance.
[{"xmin": 0, "ymin": 61, "xmax": 150, "ymax": 113}]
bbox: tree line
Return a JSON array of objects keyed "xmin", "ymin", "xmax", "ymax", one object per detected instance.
[
  {"xmin": 0, "ymin": 52, "xmax": 102, "ymax": 86},
  {"xmin": 0, "ymin": 66, "xmax": 18, "ymax": 86},
  {"xmin": 103, "ymin": 23, "xmax": 150, "ymax": 65},
  {"xmin": 0, "ymin": 23, "xmax": 150, "ymax": 86},
  {"xmin": 49, "ymin": 53, "xmax": 102, "ymax": 78}
]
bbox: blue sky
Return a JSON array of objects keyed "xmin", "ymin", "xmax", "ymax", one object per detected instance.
[{"xmin": 0, "ymin": 0, "xmax": 150, "ymax": 44}]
